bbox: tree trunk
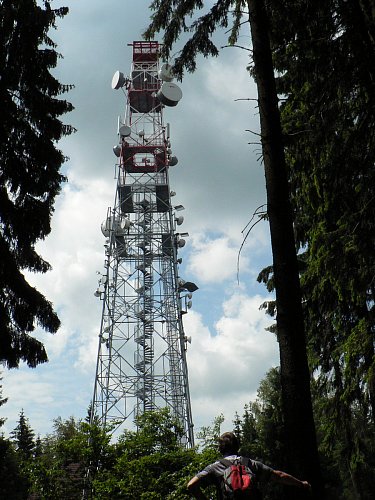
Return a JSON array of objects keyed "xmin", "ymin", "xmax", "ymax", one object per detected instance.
[{"xmin": 247, "ymin": 1, "xmax": 323, "ymax": 497}]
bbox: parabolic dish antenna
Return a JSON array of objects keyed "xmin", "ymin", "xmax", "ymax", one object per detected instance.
[
  {"xmin": 101, "ymin": 216, "xmax": 126, "ymax": 237},
  {"xmin": 156, "ymin": 82, "xmax": 183, "ymax": 107},
  {"xmin": 101, "ymin": 218, "xmax": 111, "ymax": 237},
  {"xmin": 113, "ymin": 145, "xmax": 121, "ymax": 157},
  {"xmin": 111, "ymin": 70, "xmax": 126, "ymax": 90},
  {"xmin": 119, "ymin": 125, "xmax": 131, "ymax": 137},
  {"xmin": 169, "ymin": 156, "xmax": 178, "ymax": 166},
  {"xmin": 158, "ymin": 63, "xmax": 174, "ymax": 82}
]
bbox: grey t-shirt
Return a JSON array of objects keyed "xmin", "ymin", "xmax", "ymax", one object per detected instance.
[{"xmin": 196, "ymin": 454, "xmax": 274, "ymax": 497}]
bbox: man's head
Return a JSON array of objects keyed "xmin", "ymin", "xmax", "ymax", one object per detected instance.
[{"xmin": 218, "ymin": 432, "xmax": 240, "ymax": 455}]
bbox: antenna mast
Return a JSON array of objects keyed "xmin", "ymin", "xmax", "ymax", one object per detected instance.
[{"xmin": 91, "ymin": 41, "xmax": 195, "ymax": 446}]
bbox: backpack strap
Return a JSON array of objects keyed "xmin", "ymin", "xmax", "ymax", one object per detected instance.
[
  {"xmin": 219, "ymin": 458, "xmax": 235, "ymax": 468},
  {"xmin": 220, "ymin": 457, "xmax": 250, "ymax": 467}
]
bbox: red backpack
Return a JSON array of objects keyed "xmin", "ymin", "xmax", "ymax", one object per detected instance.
[{"xmin": 220, "ymin": 457, "xmax": 260, "ymax": 499}]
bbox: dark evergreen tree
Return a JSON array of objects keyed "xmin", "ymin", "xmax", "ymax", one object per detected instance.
[
  {"xmin": 145, "ymin": 2, "xmax": 322, "ymax": 496},
  {"xmin": 256, "ymin": 1, "xmax": 375, "ymax": 497},
  {"xmin": 236, "ymin": 368, "xmax": 286, "ymax": 500},
  {"xmin": 0, "ymin": 373, "xmax": 8, "ymax": 428},
  {"xmin": 0, "ymin": 437, "xmax": 28, "ymax": 500},
  {"xmin": 0, "ymin": 0, "xmax": 74, "ymax": 368},
  {"xmin": 0, "ymin": 377, "xmax": 25, "ymax": 497},
  {"xmin": 242, "ymin": 368, "xmax": 284, "ymax": 467},
  {"xmin": 11, "ymin": 409, "xmax": 35, "ymax": 460},
  {"xmin": 8, "ymin": 410, "xmax": 35, "ymax": 496}
]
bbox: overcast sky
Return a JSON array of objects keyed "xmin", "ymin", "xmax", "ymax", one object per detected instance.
[{"xmin": 2, "ymin": 0, "xmax": 279, "ymax": 439}]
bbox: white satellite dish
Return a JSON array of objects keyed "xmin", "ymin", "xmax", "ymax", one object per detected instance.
[
  {"xmin": 119, "ymin": 125, "xmax": 131, "ymax": 137},
  {"xmin": 121, "ymin": 218, "xmax": 132, "ymax": 230},
  {"xmin": 158, "ymin": 63, "xmax": 174, "ymax": 82},
  {"xmin": 101, "ymin": 216, "xmax": 129, "ymax": 237},
  {"xmin": 101, "ymin": 218, "xmax": 111, "ymax": 237},
  {"xmin": 111, "ymin": 70, "xmax": 126, "ymax": 90},
  {"xmin": 156, "ymin": 82, "xmax": 182, "ymax": 107},
  {"xmin": 176, "ymin": 216, "xmax": 184, "ymax": 226}
]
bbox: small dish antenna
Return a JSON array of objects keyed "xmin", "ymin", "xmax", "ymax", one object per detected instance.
[
  {"xmin": 122, "ymin": 218, "xmax": 133, "ymax": 230},
  {"xmin": 156, "ymin": 82, "xmax": 183, "ymax": 107},
  {"xmin": 112, "ymin": 70, "xmax": 126, "ymax": 90},
  {"xmin": 169, "ymin": 156, "xmax": 178, "ymax": 166},
  {"xmin": 158, "ymin": 63, "xmax": 174, "ymax": 82},
  {"xmin": 119, "ymin": 125, "xmax": 131, "ymax": 137},
  {"xmin": 101, "ymin": 218, "xmax": 111, "ymax": 237},
  {"xmin": 101, "ymin": 216, "xmax": 130, "ymax": 237}
]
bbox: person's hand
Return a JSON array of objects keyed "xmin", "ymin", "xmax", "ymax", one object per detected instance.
[{"xmin": 301, "ymin": 481, "xmax": 312, "ymax": 496}]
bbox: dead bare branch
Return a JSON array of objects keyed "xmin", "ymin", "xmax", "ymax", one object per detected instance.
[{"xmin": 237, "ymin": 204, "xmax": 267, "ymax": 284}]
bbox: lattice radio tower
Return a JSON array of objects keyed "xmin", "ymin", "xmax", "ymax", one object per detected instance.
[{"xmin": 91, "ymin": 41, "xmax": 195, "ymax": 447}]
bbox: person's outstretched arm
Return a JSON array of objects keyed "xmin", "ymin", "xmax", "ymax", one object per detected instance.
[
  {"xmin": 271, "ymin": 469, "xmax": 312, "ymax": 492},
  {"xmin": 187, "ymin": 476, "xmax": 210, "ymax": 500}
]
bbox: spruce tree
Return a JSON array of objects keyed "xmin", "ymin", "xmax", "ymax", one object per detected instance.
[
  {"xmin": 0, "ymin": 0, "xmax": 74, "ymax": 368},
  {"xmin": 259, "ymin": 1, "xmax": 375, "ymax": 496},
  {"xmin": 0, "ymin": 438, "xmax": 27, "ymax": 500},
  {"xmin": 0, "ymin": 373, "xmax": 8, "ymax": 428},
  {"xmin": 145, "ymin": 2, "xmax": 322, "ymax": 495},
  {"xmin": 11, "ymin": 409, "xmax": 35, "ymax": 460}
]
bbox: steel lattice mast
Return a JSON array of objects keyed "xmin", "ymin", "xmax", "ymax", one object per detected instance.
[{"xmin": 91, "ymin": 41, "xmax": 195, "ymax": 446}]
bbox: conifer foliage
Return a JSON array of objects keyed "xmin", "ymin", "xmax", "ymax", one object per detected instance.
[
  {"xmin": 145, "ymin": 1, "xmax": 322, "ymax": 494},
  {"xmin": 11, "ymin": 409, "xmax": 35, "ymax": 460},
  {"xmin": 0, "ymin": 0, "xmax": 74, "ymax": 368},
  {"xmin": 0, "ymin": 374, "xmax": 7, "ymax": 428}
]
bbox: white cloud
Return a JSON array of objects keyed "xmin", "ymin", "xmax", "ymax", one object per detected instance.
[
  {"xmin": 202, "ymin": 51, "xmax": 254, "ymax": 108},
  {"xmin": 2, "ymin": 368, "xmax": 65, "ymax": 436},
  {"xmin": 185, "ymin": 225, "xmax": 271, "ymax": 288},
  {"xmin": 23, "ymin": 177, "xmax": 112, "ymax": 359},
  {"xmin": 185, "ymin": 292, "xmax": 278, "ymax": 430},
  {"xmin": 187, "ymin": 233, "xmax": 246, "ymax": 284},
  {"xmin": 76, "ymin": 326, "xmax": 101, "ymax": 372},
  {"xmin": 4, "ymin": 372, "xmax": 54, "ymax": 406}
]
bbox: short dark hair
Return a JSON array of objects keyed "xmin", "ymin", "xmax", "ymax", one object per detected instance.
[{"xmin": 218, "ymin": 432, "xmax": 240, "ymax": 455}]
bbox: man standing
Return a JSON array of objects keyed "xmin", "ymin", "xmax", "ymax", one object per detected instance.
[{"xmin": 187, "ymin": 432, "xmax": 311, "ymax": 499}]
